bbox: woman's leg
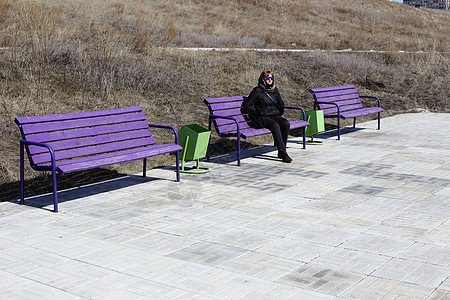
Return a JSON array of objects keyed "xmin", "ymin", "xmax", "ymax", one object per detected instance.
[
  {"xmin": 273, "ymin": 116, "xmax": 290, "ymax": 147},
  {"xmin": 261, "ymin": 116, "xmax": 287, "ymax": 155}
]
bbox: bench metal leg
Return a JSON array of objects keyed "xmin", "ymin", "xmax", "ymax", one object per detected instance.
[
  {"xmin": 51, "ymin": 167, "xmax": 58, "ymax": 213},
  {"xmin": 337, "ymin": 118, "xmax": 341, "ymax": 140},
  {"xmin": 143, "ymin": 158, "xmax": 147, "ymax": 177},
  {"xmin": 302, "ymin": 127, "xmax": 306, "ymax": 149},
  {"xmin": 353, "ymin": 117, "xmax": 356, "ymax": 128},
  {"xmin": 20, "ymin": 142, "xmax": 25, "ymax": 206},
  {"xmin": 237, "ymin": 137, "xmax": 241, "ymax": 166},
  {"xmin": 175, "ymin": 151, "xmax": 180, "ymax": 182},
  {"xmin": 206, "ymin": 118, "xmax": 212, "ymax": 161},
  {"xmin": 378, "ymin": 112, "xmax": 381, "ymax": 130}
]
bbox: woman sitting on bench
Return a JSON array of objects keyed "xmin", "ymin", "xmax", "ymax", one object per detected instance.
[{"xmin": 241, "ymin": 70, "xmax": 292, "ymax": 163}]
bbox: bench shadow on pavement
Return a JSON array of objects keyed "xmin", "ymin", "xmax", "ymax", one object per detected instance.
[
  {"xmin": 13, "ymin": 148, "xmax": 282, "ymax": 212},
  {"xmin": 199, "ymin": 126, "xmax": 365, "ymax": 166},
  {"xmin": 6, "ymin": 127, "xmax": 366, "ymax": 211},
  {"xmin": 5, "ymin": 144, "xmax": 284, "ymax": 212},
  {"xmin": 4, "ymin": 170, "xmax": 175, "ymax": 212},
  {"xmin": 206, "ymin": 143, "xmax": 305, "ymax": 165},
  {"xmin": 310, "ymin": 127, "xmax": 365, "ymax": 140}
]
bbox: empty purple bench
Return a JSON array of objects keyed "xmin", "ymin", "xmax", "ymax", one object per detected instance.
[
  {"xmin": 309, "ymin": 85, "xmax": 383, "ymax": 140},
  {"xmin": 204, "ymin": 96, "xmax": 310, "ymax": 166},
  {"xmin": 15, "ymin": 106, "xmax": 183, "ymax": 212}
]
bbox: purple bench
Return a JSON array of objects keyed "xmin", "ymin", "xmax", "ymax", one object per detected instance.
[
  {"xmin": 15, "ymin": 106, "xmax": 183, "ymax": 212},
  {"xmin": 309, "ymin": 85, "xmax": 383, "ymax": 140},
  {"xmin": 204, "ymin": 96, "xmax": 310, "ymax": 166}
]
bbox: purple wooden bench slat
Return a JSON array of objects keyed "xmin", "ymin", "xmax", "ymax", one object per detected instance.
[
  {"xmin": 316, "ymin": 93, "xmax": 360, "ymax": 102},
  {"xmin": 209, "ymin": 101, "xmax": 244, "ymax": 111},
  {"xmin": 28, "ymin": 129, "xmax": 153, "ymax": 155},
  {"xmin": 290, "ymin": 120, "xmax": 311, "ymax": 129},
  {"xmin": 15, "ymin": 106, "xmax": 182, "ymax": 212},
  {"xmin": 204, "ymin": 96, "xmax": 246, "ymax": 103},
  {"xmin": 15, "ymin": 106, "xmax": 143, "ymax": 124},
  {"xmin": 218, "ymin": 123, "xmax": 248, "ymax": 134},
  {"xmin": 320, "ymin": 101, "xmax": 364, "ymax": 111},
  {"xmin": 340, "ymin": 103, "xmax": 365, "ymax": 110},
  {"xmin": 56, "ymin": 144, "xmax": 182, "ymax": 174},
  {"xmin": 240, "ymin": 128, "xmax": 271, "ymax": 138},
  {"xmin": 27, "ymin": 121, "xmax": 150, "ymax": 144},
  {"xmin": 20, "ymin": 112, "xmax": 147, "ymax": 135},
  {"xmin": 311, "ymin": 88, "xmax": 359, "ymax": 98},
  {"xmin": 204, "ymin": 96, "xmax": 309, "ymax": 166},
  {"xmin": 214, "ymin": 115, "xmax": 248, "ymax": 126},
  {"xmin": 31, "ymin": 136, "xmax": 156, "ymax": 164},
  {"xmin": 340, "ymin": 107, "xmax": 384, "ymax": 119},
  {"xmin": 309, "ymin": 85, "xmax": 383, "ymax": 140},
  {"xmin": 325, "ymin": 103, "xmax": 365, "ymax": 113},
  {"xmin": 211, "ymin": 108, "xmax": 243, "ymax": 117},
  {"xmin": 320, "ymin": 97, "xmax": 361, "ymax": 105},
  {"xmin": 309, "ymin": 85, "xmax": 356, "ymax": 93},
  {"xmin": 39, "ymin": 144, "xmax": 179, "ymax": 170}
]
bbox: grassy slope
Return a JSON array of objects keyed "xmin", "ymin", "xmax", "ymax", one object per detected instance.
[{"xmin": 0, "ymin": 0, "xmax": 449, "ymax": 200}]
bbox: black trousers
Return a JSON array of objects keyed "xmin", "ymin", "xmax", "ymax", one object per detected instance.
[{"xmin": 260, "ymin": 115, "xmax": 290, "ymax": 155}]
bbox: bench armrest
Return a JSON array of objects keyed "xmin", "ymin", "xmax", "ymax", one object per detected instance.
[
  {"xmin": 148, "ymin": 124, "xmax": 179, "ymax": 145},
  {"xmin": 360, "ymin": 95, "xmax": 381, "ymax": 107},
  {"xmin": 208, "ymin": 115, "xmax": 241, "ymax": 137},
  {"xmin": 21, "ymin": 139, "xmax": 55, "ymax": 151},
  {"xmin": 313, "ymin": 101, "xmax": 341, "ymax": 115},
  {"xmin": 285, "ymin": 106, "xmax": 306, "ymax": 121},
  {"xmin": 209, "ymin": 115, "xmax": 239, "ymax": 121},
  {"xmin": 20, "ymin": 139, "xmax": 57, "ymax": 171}
]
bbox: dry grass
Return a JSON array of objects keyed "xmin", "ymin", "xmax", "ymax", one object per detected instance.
[{"xmin": 0, "ymin": 0, "xmax": 449, "ymax": 200}]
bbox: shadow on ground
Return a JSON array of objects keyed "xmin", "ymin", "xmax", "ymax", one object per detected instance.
[
  {"xmin": 313, "ymin": 126, "xmax": 365, "ymax": 140},
  {"xmin": 1, "ymin": 123, "xmax": 357, "ymax": 205},
  {"xmin": 11, "ymin": 174, "xmax": 170, "ymax": 212},
  {"xmin": 0, "ymin": 168, "xmax": 126, "ymax": 203},
  {"xmin": 207, "ymin": 144, "xmax": 284, "ymax": 165}
]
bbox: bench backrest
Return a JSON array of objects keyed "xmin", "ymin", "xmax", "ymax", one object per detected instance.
[
  {"xmin": 15, "ymin": 106, "xmax": 155, "ymax": 167},
  {"xmin": 309, "ymin": 85, "xmax": 363, "ymax": 115},
  {"xmin": 204, "ymin": 96, "xmax": 252, "ymax": 136}
]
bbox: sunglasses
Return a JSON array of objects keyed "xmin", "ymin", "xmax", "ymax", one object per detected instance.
[{"xmin": 266, "ymin": 76, "xmax": 274, "ymax": 80}]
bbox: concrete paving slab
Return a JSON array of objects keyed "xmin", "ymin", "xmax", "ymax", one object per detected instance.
[{"xmin": 1, "ymin": 112, "xmax": 449, "ymax": 299}]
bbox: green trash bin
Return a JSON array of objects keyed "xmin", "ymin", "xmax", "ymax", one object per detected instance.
[
  {"xmin": 299, "ymin": 109, "xmax": 325, "ymax": 145},
  {"xmin": 178, "ymin": 124, "xmax": 211, "ymax": 173}
]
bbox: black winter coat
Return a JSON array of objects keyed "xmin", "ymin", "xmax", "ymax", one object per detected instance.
[{"xmin": 241, "ymin": 86, "xmax": 285, "ymax": 129}]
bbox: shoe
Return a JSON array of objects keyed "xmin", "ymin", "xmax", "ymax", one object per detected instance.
[
  {"xmin": 277, "ymin": 151, "xmax": 284, "ymax": 159},
  {"xmin": 281, "ymin": 153, "xmax": 292, "ymax": 163}
]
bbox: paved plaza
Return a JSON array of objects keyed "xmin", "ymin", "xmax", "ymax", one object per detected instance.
[{"xmin": 0, "ymin": 112, "xmax": 449, "ymax": 299}]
